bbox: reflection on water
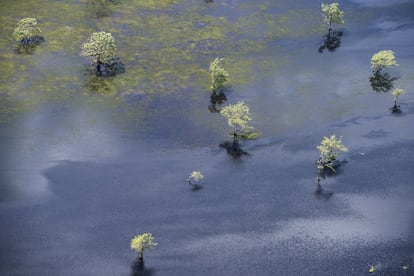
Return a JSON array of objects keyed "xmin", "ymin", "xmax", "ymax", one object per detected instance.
[{"xmin": 318, "ymin": 30, "xmax": 343, "ymax": 53}]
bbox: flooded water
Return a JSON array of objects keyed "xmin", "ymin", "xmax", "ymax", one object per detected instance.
[{"xmin": 1, "ymin": 0, "xmax": 414, "ymax": 275}]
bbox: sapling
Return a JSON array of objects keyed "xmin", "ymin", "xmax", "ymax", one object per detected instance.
[
  {"xmin": 316, "ymin": 134, "xmax": 348, "ymax": 172},
  {"xmin": 390, "ymin": 88, "xmax": 405, "ymax": 113},
  {"xmin": 321, "ymin": 3, "xmax": 344, "ymax": 36},
  {"xmin": 209, "ymin": 58, "xmax": 229, "ymax": 93},
  {"xmin": 187, "ymin": 171, "xmax": 204, "ymax": 185},
  {"xmin": 13, "ymin": 18, "xmax": 44, "ymax": 45},
  {"xmin": 130, "ymin": 233, "xmax": 157, "ymax": 263}
]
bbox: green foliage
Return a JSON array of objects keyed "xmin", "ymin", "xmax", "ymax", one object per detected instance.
[
  {"xmin": 209, "ymin": 58, "xmax": 229, "ymax": 91},
  {"xmin": 369, "ymin": 265, "xmax": 375, "ymax": 273},
  {"xmin": 13, "ymin": 18, "xmax": 42, "ymax": 42},
  {"xmin": 81, "ymin": 32, "xmax": 117, "ymax": 65},
  {"xmin": 130, "ymin": 233, "xmax": 157, "ymax": 260},
  {"xmin": 371, "ymin": 50, "xmax": 398, "ymax": 73},
  {"xmin": 392, "ymin": 88, "xmax": 404, "ymax": 101},
  {"xmin": 317, "ymin": 134, "xmax": 348, "ymax": 171},
  {"xmin": 220, "ymin": 101, "xmax": 253, "ymax": 137},
  {"xmin": 187, "ymin": 171, "xmax": 204, "ymax": 184},
  {"xmin": 321, "ymin": 3, "xmax": 344, "ymax": 28}
]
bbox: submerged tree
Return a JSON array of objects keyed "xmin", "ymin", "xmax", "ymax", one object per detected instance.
[
  {"xmin": 130, "ymin": 233, "xmax": 157, "ymax": 263},
  {"xmin": 13, "ymin": 18, "xmax": 44, "ymax": 53},
  {"xmin": 209, "ymin": 58, "xmax": 229, "ymax": 93},
  {"xmin": 369, "ymin": 50, "xmax": 399, "ymax": 92},
  {"xmin": 220, "ymin": 102, "xmax": 259, "ymax": 156},
  {"xmin": 321, "ymin": 3, "xmax": 344, "ymax": 35},
  {"xmin": 187, "ymin": 171, "xmax": 204, "ymax": 185},
  {"xmin": 389, "ymin": 88, "xmax": 405, "ymax": 113},
  {"xmin": 316, "ymin": 134, "xmax": 348, "ymax": 173},
  {"xmin": 81, "ymin": 31, "xmax": 124, "ymax": 76}
]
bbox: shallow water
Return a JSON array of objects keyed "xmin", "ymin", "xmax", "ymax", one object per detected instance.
[{"xmin": 1, "ymin": 0, "xmax": 414, "ymax": 275}]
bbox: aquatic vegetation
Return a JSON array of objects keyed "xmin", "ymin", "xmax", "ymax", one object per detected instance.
[
  {"xmin": 316, "ymin": 134, "xmax": 348, "ymax": 172},
  {"xmin": 220, "ymin": 102, "xmax": 258, "ymax": 156},
  {"xmin": 371, "ymin": 50, "xmax": 398, "ymax": 74},
  {"xmin": 13, "ymin": 18, "xmax": 43, "ymax": 44},
  {"xmin": 370, "ymin": 50, "xmax": 399, "ymax": 92},
  {"xmin": 389, "ymin": 88, "xmax": 404, "ymax": 113},
  {"xmin": 130, "ymin": 233, "xmax": 157, "ymax": 262},
  {"xmin": 81, "ymin": 32, "xmax": 124, "ymax": 76},
  {"xmin": 321, "ymin": 3, "xmax": 344, "ymax": 33},
  {"xmin": 187, "ymin": 171, "xmax": 204, "ymax": 185},
  {"xmin": 209, "ymin": 58, "xmax": 229, "ymax": 92}
]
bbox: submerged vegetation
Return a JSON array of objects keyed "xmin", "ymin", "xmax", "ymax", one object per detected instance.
[
  {"xmin": 319, "ymin": 3, "xmax": 344, "ymax": 53},
  {"xmin": 390, "ymin": 88, "xmax": 405, "ymax": 113},
  {"xmin": 12, "ymin": 18, "xmax": 45, "ymax": 54}
]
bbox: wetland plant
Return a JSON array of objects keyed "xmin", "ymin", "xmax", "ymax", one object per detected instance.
[
  {"xmin": 319, "ymin": 3, "xmax": 344, "ymax": 53},
  {"xmin": 130, "ymin": 233, "xmax": 157, "ymax": 263},
  {"xmin": 389, "ymin": 88, "xmax": 405, "ymax": 113},
  {"xmin": 87, "ymin": 0, "xmax": 120, "ymax": 18},
  {"xmin": 220, "ymin": 102, "xmax": 259, "ymax": 156},
  {"xmin": 321, "ymin": 3, "xmax": 344, "ymax": 36},
  {"xmin": 210, "ymin": 58, "xmax": 229, "ymax": 94},
  {"xmin": 13, "ymin": 18, "xmax": 44, "ymax": 54},
  {"xmin": 316, "ymin": 134, "xmax": 348, "ymax": 173},
  {"xmin": 369, "ymin": 50, "xmax": 399, "ymax": 92},
  {"xmin": 187, "ymin": 171, "xmax": 204, "ymax": 190},
  {"xmin": 80, "ymin": 31, "xmax": 124, "ymax": 76}
]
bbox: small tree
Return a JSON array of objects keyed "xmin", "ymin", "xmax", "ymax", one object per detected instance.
[
  {"xmin": 370, "ymin": 50, "xmax": 399, "ymax": 92},
  {"xmin": 187, "ymin": 171, "xmax": 204, "ymax": 185},
  {"xmin": 321, "ymin": 3, "xmax": 344, "ymax": 35},
  {"xmin": 209, "ymin": 58, "xmax": 229, "ymax": 93},
  {"xmin": 13, "ymin": 18, "xmax": 43, "ymax": 45},
  {"xmin": 371, "ymin": 50, "xmax": 398, "ymax": 75},
  {"xmin": 130, "ymin": 233, "xmax": 157, "ymax": 262},
  {"xmin": 81, "ymin": 31, "xmax": 120, "ymax": 75},
  {"xmin": 316, "ymin": 134, "xmax": 348, "ymax": 172},
  {"xmin": 390, "ymin": 88, "xmax": 405, "ymax": 113}
]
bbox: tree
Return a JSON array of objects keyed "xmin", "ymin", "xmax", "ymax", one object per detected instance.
[
  {"xmin": 209, "ymin": 58, "xmax": 229, "ymax": 93},
  {"xmin": 13, "ymin": 18, "xmax": 44, "ymax": 45},
  {"xmin": 220, "ymin": 102, "xmax": 258, "ymax": 155},
  {"xmin": 370, "ymin": 50, "xmax": 399, "ymax": 92},
  {"xmin": 81, "ymin": 32, "xmax": 124, "ymax": 76},
  {"xmin": 187, "ymin": 171, "xmax": 204, "ymax": 185},
  {"xmin": 321, "ymin": 3, "xmax": 344, "ymax": 34},
  {"xmin": 130, "ymin": 233, "xmax": 157, "ymax": 262},
  {"xmin": 390, "ymin": 88, "xmax": 405, "ymax": 113},
  {"xmin": 316, "ymin": 134, "xmax": 348, "ymax": 172},
  {"xmin": 371, "ymin": 50, "xmax": 398, "ymax": 74}
]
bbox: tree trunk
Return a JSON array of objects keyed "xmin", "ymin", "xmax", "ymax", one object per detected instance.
[{"xmin": 138, "ymin": 251, "xmax": 143, "ymax": 262}]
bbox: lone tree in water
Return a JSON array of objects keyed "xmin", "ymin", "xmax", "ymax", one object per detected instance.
[
  {"xmin": 390, "ymin": 88, "xmax": 405, "ymax": 113},
  {"xmin": 209, "ymin": 58, "xmax": 229, "ymax": 93},
  {"xmin": 187, "ymin": 171, "xmax": 204, "ymax": 185},
  {"xmin": 220, "ymin": 102, "xmax": 258, "ymax": 155},
  {"xmin": 13, "ymin": 18, "xmax": 44, "ymax": 45},
  {"xmin": 370, "ymin": 50, "xmax": 399, "ymax": 92},
  {"xmin": 316, "ymin": 134, "xmax": 348, "ymax": 173},
  {"xmin": 130, "ymin": 233, "xmax": 157, "ymax": 263},
  {"xmin": 81, "ymin": 31, "xmax": 124, "ymax": 76},
  {"xmin": 321, "ymin": 3, "xmax": 344, "ymax": 35}
]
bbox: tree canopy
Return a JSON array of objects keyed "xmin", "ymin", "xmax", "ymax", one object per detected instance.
[
  {"xmin": 81, "ymin": 31, "xmax": 117, "ymax": 65},
  {"xmin": 130, "ymin": 233, "xmax": 157, "ymax": 260},
  {"xmin": 209, "ymin": 58, "xmax": 229, "ymax": 92},
  {"xmin": 317, "ymin": 134, "xmax": 348, "ymax": 171},
  {"xmin": 371, "ymin": 50, "xmax": 398, "ymax": 73},
  {"xmin": 13, "ymin": 18, "xmax": 42, "ymax": 42},
  {"xmin": 321, "ymin": 3, "xmax": 344, "ymax": 28},
  {"xmin": 220, "ymin": 101, "xmax": 252, "ymax": 136}
]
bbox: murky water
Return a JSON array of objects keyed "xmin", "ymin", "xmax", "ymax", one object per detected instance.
[{"xmin": 1, "ymin": 0, "xmax": 414, "ymax": 275}]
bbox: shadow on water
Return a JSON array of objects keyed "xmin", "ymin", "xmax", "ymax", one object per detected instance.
[
  {"xmin": 131, "ymin": 260, "xmax": 155, "ymax": 276},
  {"xmin": 208, "ymin": 90, "xmax": 227, "ymax": 113},
  {"xmin": 314, "ymin": 182, "xmax": 334, "ymax": 200},
  {"xmin": 369, "ymin": 71, "xmax": 397, "ymax": 93},
  {"xmin": 14, "ymin": 36, "xmax": 45, "ymax": 55},
  {"xmin": 318, "ymin": 30, "xmax": 343, "ymax": 53}
]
